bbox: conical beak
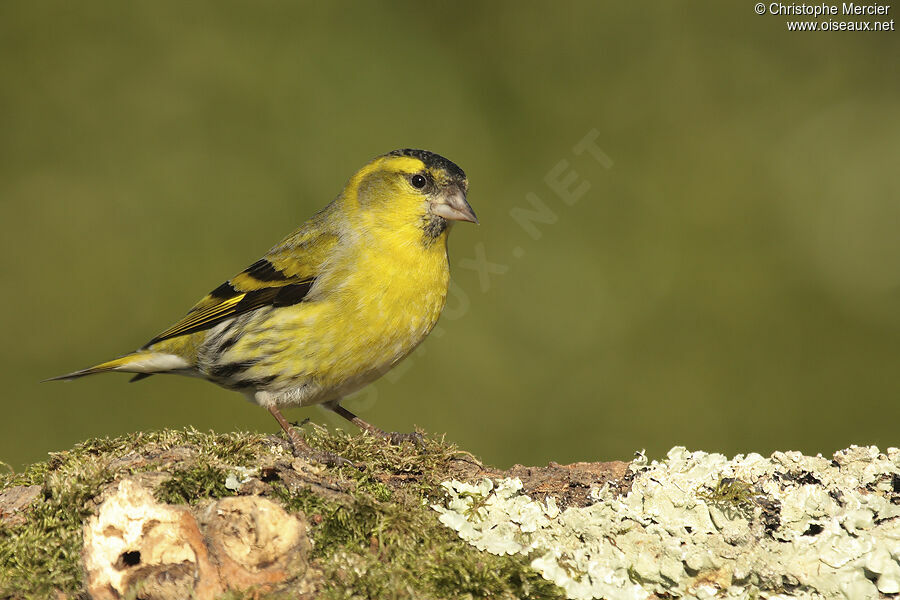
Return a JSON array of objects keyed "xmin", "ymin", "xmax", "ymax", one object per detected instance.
[{"xmin": 431, "ymin": 184, "xmax": 478, "ymax": 224}]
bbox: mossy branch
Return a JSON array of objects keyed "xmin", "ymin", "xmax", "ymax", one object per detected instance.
[{"xmin": 1, "ymin": 429, "xmax": 897, "ymax": 600}]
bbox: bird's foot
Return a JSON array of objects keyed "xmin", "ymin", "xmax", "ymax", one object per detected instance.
[
  {"xmin": 325, "ymin": 403, "xmax": 426, "ymax": 448},
  {"xmin": 307, "ymin": 448, "xmax": 358, "ymax": 469},
  {"xmin": 284, "ymin": 433, "xmax": 358, "ymax": 468},
  {"xmin": 270, "ymin": 406, "xmax": 358, "ymax": 468},
  {"xmin": 386, "ymin": 431, "xmax": 425, "ymax": 448}
]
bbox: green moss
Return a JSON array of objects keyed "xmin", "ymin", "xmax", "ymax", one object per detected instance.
[
  {"xmin": 271, "ymin": 481, "xmax": 563, "ymax": 599},
  {"xmin": 155, "ymin": 464, "xmax": 234, "ymax": 505},
  {"xmin": 0, "ymin": 426, "xmax": 562, "ymax": 599},
  {"xmin": 698, "ymin": 476, "xmax": 756, "ymax": 519},
  {"xmin": 271, "ymin": 426, "xmax": 565, "ymax": 600},
  {"xmin": 0, "ymin": 452, "xmax": 113, "ymax": 596},
  {"xmin": 67, "ymin": 427, "xmax": 269, "ymax": 466},
  {"xmin": 0, "ymin": 428, "xmax": 271, "ymax": 597},
  {"xmin": 301, "ymin": 423, "xmax": 468, "ymax": 498}
]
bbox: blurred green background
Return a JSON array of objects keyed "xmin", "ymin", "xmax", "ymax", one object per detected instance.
[{"xmin": 2, "ymin": 2, "xmax": 898, "ymax": 470}]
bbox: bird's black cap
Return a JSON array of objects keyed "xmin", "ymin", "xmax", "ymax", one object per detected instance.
[{"xmin": 388, "ymin": 148, "xmax": 466, "ymax": 181}]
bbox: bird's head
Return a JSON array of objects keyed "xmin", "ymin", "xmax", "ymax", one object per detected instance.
[{"xmin": 343, "ymin": 149, "xmax": 477, "ymax": 245}]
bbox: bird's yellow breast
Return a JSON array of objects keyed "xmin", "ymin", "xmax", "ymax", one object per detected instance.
[{"xmin": 235, "ymin": 225, "xmax": 451, "ymax": 404}]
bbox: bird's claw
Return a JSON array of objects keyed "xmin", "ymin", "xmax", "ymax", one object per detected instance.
[
  {"xmin": 285, "ymin": 437, "xmax": 360, "ymax": 469},
  {"xmin": 311, "ymin": 450, "xmax": 359, "ymax": 469},
  {"xmin": 387, "ymin": 431, "xmax": 425, "ymax": 448}
]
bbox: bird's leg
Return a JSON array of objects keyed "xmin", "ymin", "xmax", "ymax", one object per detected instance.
[
  {"xmin": 327, "ymin": 403, "xmax": 424, "ymax": 447},
  {"xmin": 268, "ymin": 405, "xmax": 310, "ymax": 452},
  {"xmin": 268, "ymin": 406, "xmax": 354, "ymax": 467},
  {"xmin": 328, "ymin": 404, "xmax": 387, "ymax": 437}
]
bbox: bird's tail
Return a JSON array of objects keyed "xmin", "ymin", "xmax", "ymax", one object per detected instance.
[{"xmin": 44, "ymin": 352, "xmax": 189, "ymax": 382}]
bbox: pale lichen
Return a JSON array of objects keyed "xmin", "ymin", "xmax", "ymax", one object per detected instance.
[
  {"xmin": 433, "ymin": 446, "xmax": 900, "ymax": 599},
  {"xmin": 224, "ymin": 466, "xmax": 256, "ymax": 491}
]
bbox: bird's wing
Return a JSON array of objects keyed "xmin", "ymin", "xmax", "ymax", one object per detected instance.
[{"xmin": 142, "ymin": 227, "xmax": 339, "ymax": 348}]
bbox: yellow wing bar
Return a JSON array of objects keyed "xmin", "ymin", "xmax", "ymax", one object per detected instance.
[{"xmin": 143, "ymin": 278, "xmax": 314, "ymax": 347}]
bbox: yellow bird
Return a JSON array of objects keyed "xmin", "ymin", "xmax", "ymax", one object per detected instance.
[{"xmin": 50, "ymin": 149, "xmax": 477, "ymax": 455}]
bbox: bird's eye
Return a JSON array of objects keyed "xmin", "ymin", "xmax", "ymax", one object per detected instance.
[{"xmin": 410, "ymin": 174, "xmax": 428, "ymax": 189}]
